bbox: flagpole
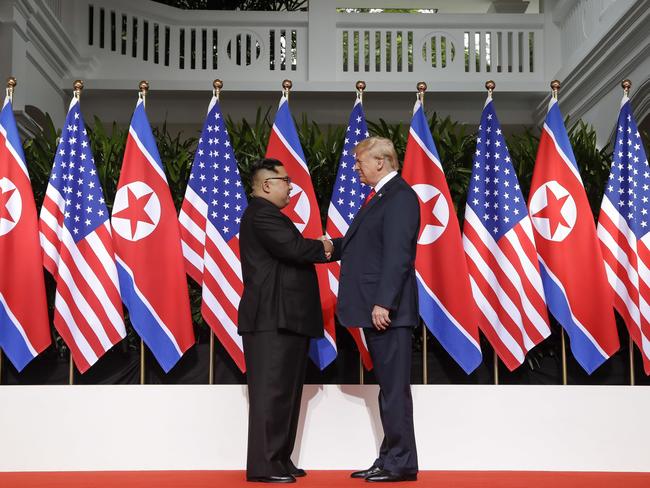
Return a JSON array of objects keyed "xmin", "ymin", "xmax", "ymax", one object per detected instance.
[
  {"xmin": 207, "ymin": 79, "xmax": 223, "ymax": 386},
  {"xmin": 415, "ymin": 82, "xmax": 429, "ymax": 384},
  {"xmin": 137, "ymin": 80, "xmax": 149, "ymax": 385},
  {"xmin": 629, "ymin": 336, "xmax": 636, "ymax": 386},
  {"xmin": 560, "ymin": 329, "xmax": 568, "ymax": 385},
  {"xmin": 0, "ymin": 79, "xmax": 11, "ymax": 385},
  {"xmin": 140, "ymin": 341, "xmax": 146, "ymax": 384},
  {"xmin": 356, "ymin": 80, "xmax": 366, "ymax": 102},
  {"xmin": 70, "ymin": 81, "xmax": 88, "ymax": 387},
  {"xmin": 209, "ymin": 331, "xmax": 215, "ymax": 385},
  {"xmin": 139, "ymin": 80, "xmax": 149, "ymax": 108},
  {"xmin": 548, "ymin": 79, "xmax": 569, "ymax": 386},
  {"xmin": 484, "ymin": 81, "xmax": 500, "ymax": 385},
  {"xmin": 617, "ymin": 79, "xmax": 637, "ymax": 386},
  {"xmin": 6, "ymin": 76, "xmax": 16, "ymax": 101},
  {"xmin": 355, "ymin": 80, "xmax": 367, "ymax": 385},
  {"xmin": 282, "ymin": 79, "xmax": 292, "ymax": 101},
  {"xmin": 68, "ymin": 355, "xmax": 74, "ymax": 385}
]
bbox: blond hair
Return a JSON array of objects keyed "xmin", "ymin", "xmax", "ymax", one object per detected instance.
[{"xmin": 354, "ymin": 137, "xmax": 399, "ymax": 170}]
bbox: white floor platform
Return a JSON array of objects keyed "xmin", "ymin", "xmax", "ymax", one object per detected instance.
[{"xmin": 1, "ymin": 385, "xmax": 649, "ymax": 472}]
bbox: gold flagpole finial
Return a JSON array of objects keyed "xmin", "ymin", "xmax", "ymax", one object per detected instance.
[
  {"xmin": 551, "ymin": 80, "xmax": 561, "ymax": 100},
  {"xmin": 6, "ymin": 77, "xmax": 17, "ymax": 99},
  {"xmin": 622, "ymin": 79, "xmax": 632, "ymax": 96},
  {"xmin": 139, "ymin": 80, "xmax": 150, "ymax": 105},
  {"xmin": 73, "ymin": 80, "xmax": 84, "ymax": 100},
  {"xmin": 356, "ymin": 80, "xmax": 366, "ymax": 101},
  {"xmin": 417, "ymin": 81, "xmax": 427, "ymax": 104},
  {"xmin": 282, "ymin": 79, "xmax": 292, "ymax": 100},
  {"xmin": 213, "ymin": 79, "xmax": 223, "ymax": 100},
  {"xmin": 485, "ymin": 80, "xmax": 495, "ymax": 97}
]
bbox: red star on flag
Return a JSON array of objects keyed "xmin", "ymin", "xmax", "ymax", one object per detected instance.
[
  {"xmin": 113, "ymin": 188, "xmax": 154, "ymax": 239},
  {"xmin": 532, "ymin": 186, "xmax": 569, "ymax": 238},
  {"xmin": 418, "ymin": 192, "xmax": 443, "ymax": 241},
  {"xmin": 283, "ymin": 191, "xmax": 304, "ymax": 225},
  {"xmin": 0, "ymin": 187, "xmax": 16, "ymax": 223}
]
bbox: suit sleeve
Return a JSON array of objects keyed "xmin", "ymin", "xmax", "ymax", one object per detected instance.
[
  {"xmin": 253, "ymin": 206, "xmax": 328, "ymax": 264},
  {"xmin": 330, "ymin": 237, "xmax": 343, "ymax": 262},
  {"xmin": 374, "ymin": 189, "xmax": 420, "ymax": 310}
]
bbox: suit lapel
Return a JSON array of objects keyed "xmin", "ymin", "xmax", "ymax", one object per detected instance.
[{"xmin": 342, "ymin": 175, "xmax": 402, "ymax": 249}]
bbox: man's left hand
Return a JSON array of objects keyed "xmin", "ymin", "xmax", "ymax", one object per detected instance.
[{"xmin": 371, "ymin": 305, "xmax": 391, "ymax": 331}]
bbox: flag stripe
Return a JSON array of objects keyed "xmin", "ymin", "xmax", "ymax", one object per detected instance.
[
  {"xmin": 595, "ymin": 96, "xmax": 650, "ymax": 374},
  {"xmin": 0, "ymin": 294, "xmax": 38, "ymax": 360},
  {"xmin": 468, "ymin": 276, "xmax": 525, "ymax": 368},
  {"xmin": 404, "ymin": 99, "xmax": 482, "ymax": 373},
  {"xmin": 206, "ymin": 222, "xmax": 243, "ymax": 282},
  {"xmin": 39, "ymin": 224, "xmax": 114, "ymax": 355},
  {"xmin": 269, "ymin": 95, "xmax": 338, "ymax": 371},
  {"xmin": 462, "ymin": 96, "xmax": 550, "ymax": 370},
  {"xmin": 53, "ymin": 294, "xmax": 95, "ymax": 371},
  {"xmin": 115, "ymin": 257, "xmax": 185, "ymax": 372},
  {"xmin": 40, "ymin": 203, "xmax": 124, "ymax": 344},
  {"xmin": 179, "ymin": 96, "xmax": 246, "ymax": 372},
  {"xmin": 464, "ymin": 219, "xmax": 535, "ymax": 351},
  {"xmin": 0, "ymin": 96, "xmax": 51, "ymax": 371},
  {"xmin": 201, "ymin": 297, "xmax": 245, "ymax": 372},
  {"xmin": 38, "ymin": 97, "xmax": 125, "ymax": 372},
  {"xmin": 324, "ymin": 97, "xmax": 373, "ymax": 369}
]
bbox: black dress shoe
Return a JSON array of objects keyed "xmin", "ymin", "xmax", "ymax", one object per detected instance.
[
  {"xmin": 246, "ymin": 474, "xmax": 296, "ymax": 483},
  {"xmin": 290, "ymin": 468, "xmax": 306, "ymax": 477},
  {"xmin": 365, "ymin": 469, "xmax": 417, "ymax": 482},
  {"xmin": 350, "ymin": 466, "xmax": 383, "ymax": 478}
]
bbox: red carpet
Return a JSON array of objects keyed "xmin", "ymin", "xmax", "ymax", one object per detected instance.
[{"xmin": 1, "ymin": 470, "xmax": 650, "ymax": 487}]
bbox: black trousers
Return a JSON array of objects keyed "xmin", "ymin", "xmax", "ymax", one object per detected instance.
[
  {"xmin": 364, "ymin": 326, "xmax": 418, "ymax": 475},
  {"xmin": 242, "ymin": 329, "xmax": 309, "ymax": 477}
]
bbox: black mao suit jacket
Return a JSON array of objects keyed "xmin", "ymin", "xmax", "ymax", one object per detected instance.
[
  {"xmin": 237, "ymin": 196, "xmax": 327, "ymax": 337},
  {"xmin": 333, "ymin": 174, "xmax": 420, "ymax": 328}
]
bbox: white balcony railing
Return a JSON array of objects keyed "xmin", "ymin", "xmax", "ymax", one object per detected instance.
[{"xmin": 62, "ymin": 0, "xmax": 547, "ymax": 91}]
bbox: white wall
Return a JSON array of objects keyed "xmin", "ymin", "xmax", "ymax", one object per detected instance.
[{"xmin": 1, "ymin": 385, "xmax": 649, "ymax": 472}]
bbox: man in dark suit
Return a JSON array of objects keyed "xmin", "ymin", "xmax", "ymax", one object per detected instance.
[
  {"xmin": 238, "ymin": 158, "xmax": 333, "ymax": 484},
  {"xmin": 330, "ymin": 137, "xmax": 420, "ymax": 482}
]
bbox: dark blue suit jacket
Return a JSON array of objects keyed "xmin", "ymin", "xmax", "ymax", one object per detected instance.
[{"xmin": 333, "ymin": 174, "xmax": 420, "ymax": 328}]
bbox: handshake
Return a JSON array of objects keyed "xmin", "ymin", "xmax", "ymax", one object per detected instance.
[{"xmin": 318, "ymin": 235, "xmax": 334, "ymax": 261}]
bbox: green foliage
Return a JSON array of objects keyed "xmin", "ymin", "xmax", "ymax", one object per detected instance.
[
  {"xmin": 225, "ymin": 106, "xmax": 272, "ymax": 194},
  {"xmin": 86, "ymin": 116, "xmax": 128, "ymax": 209},
  {"xmin": 152, "ymin": 121, "xmax": 198, "ymax": 209},
  {"xmin": 21, "ymin": 107, "xmax": 621, "ymax": 362},
  {"xmin": 153, "ymin": 0, "xmax": 307, "ymax": 11},
  {"xmin": 296, "ymin": 115, "xmax": 346, "ymax": 225},
  {"xmin": 568, "ymin": 120, "xmax": 612, "ymax": 215},
  {"xmin": 23, "ymin": 113, "xmax": 59, "ymax": 208},
  {"xmin": 23, "ymin": 108, "xmax": 618, "ymax": 227}
]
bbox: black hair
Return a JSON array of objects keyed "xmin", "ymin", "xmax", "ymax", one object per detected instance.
[{"xmin": 250, "ymin": 158, "xmax": 284, "ymax": 181}]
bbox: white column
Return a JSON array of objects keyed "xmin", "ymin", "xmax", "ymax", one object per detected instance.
[{"xmin": 307, "ymin": 0, "xmax": 337, "ymax": 82}]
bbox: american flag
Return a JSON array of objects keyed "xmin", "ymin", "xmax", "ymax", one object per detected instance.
[
  {"xmin": 0, "ymin": 91, "xmax": 50, "ymax": 371},
  {"xmin": 325, "ymin": 96, "xmax": 372, "ymax": 370},
  {"xmin": 462, "ymin": 95, "xmax": 550, "ymax": 371},
  {"xmin": 402, "ymin": 98, "xmax": 482, "ymax": 374},
  {"xmin": 530, "ymin": 97, "xmax": 618, "ymax": 374},
  {"xmin": 597, "ymin": 94, "xmax": 650, "ymax": 374},
  {"xmin": 39, "ymin": 96, "xmax": 126, "ymax": 373},
  {"xmin": 179, "ymin": 96, "xmax": 247, "ymax": 372}
]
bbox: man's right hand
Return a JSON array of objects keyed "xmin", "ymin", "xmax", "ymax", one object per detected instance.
[{"xmin": 319, "ymin": 236, "xmax": 333, "ymax": 260}]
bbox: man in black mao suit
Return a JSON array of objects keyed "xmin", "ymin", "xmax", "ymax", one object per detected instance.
[
  {"xmin": 238, "ymin": 158, "xmax": 333, "ymax": 484},
  {"xmin": 330, "ymin": 137, "xmax": 420, "ymax": 482}
]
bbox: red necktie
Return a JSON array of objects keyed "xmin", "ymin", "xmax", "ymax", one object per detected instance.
[{"xmin": 362, "ymin": 189, "xmax": 376, "ymax": 208}]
